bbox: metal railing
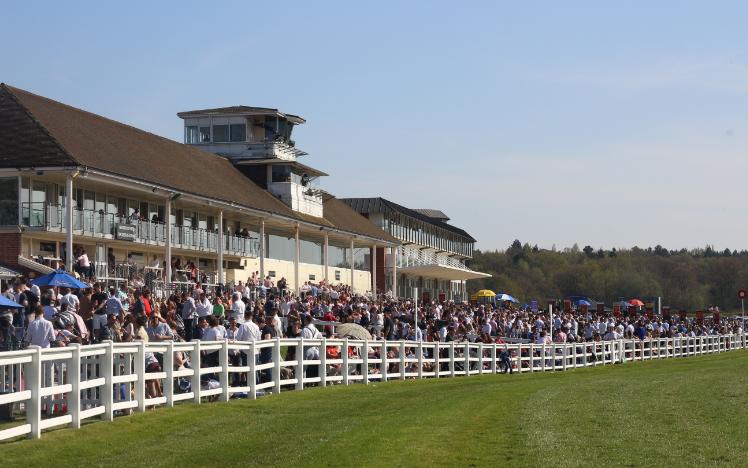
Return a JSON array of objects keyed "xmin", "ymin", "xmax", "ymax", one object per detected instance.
[
  {"xmin": 19, "ymin": 203, "xmax": 259, "ymax": 258},
  {"xmin": 0, "ymin": 333, "xmax": 745, "ymax": 442},
  {"xmin": 396, "ymin": 246, "xmax": 476, "ymax": 271}
]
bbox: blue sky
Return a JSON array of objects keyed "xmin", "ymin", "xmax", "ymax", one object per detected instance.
[{"xmin": 4, "ymin": 1, "xmax": 748, "ymax": 251}]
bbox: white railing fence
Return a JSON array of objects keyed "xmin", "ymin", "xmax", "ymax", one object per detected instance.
[{"xmin": 0, "ymin": 334, "xmax": 745, "ymax": 442}]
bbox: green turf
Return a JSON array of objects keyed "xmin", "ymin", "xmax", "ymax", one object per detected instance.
[{"xmin": 4, "ymin": 351, "xmax": 748, "ymax": 467}]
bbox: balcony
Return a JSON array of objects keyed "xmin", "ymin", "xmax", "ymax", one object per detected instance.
[
  {"xmin": 388, "ymin": 247, "xmax": 491, "ymax": 281},
  {"xmin": 19, "ymin": 202, "xmax": 260, "ymax": 258}
]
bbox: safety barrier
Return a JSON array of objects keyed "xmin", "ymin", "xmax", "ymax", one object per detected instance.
[{"xmin": 0, "ymin": 334, "xmax": 745, "ymax": 442}]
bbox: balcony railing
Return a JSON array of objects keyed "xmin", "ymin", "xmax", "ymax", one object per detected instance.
[
  {"xmin": 395, "ymin": 247, "xmax": 476, "ymax": 271},
  {"xmin": 20, "ymin": 202, "xmax": 259, "ymax": 258}
]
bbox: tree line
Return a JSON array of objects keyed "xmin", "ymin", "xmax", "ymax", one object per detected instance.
[{"xmin": 467, "ymin": 240, "xmax": 748, "ymax": 312}]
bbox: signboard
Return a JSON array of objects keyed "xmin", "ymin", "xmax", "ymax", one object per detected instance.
[
  {"xmin": 613, "ymin": 304, "xmax": 621, "ymax": 317},
  {"xmin": 596, "ymin": 303, "xmax": 605, "ymax": 314},
  {"xmin": 530, "ymin": 300, "xmax": 538, "ymax": 312},
  {"xmin": 115, "ymin": 224, "xmax": 137, "ymax": 241},
  {"xmin": 739, "ymin": 289, "xmax": 747, "ymax": 300},
  {"xmin": 580, "ymin": 304, "xmax": 588, "ymax": 315},
  {"xmin": 563, "ymin": 300, "xmax": 572, "ymax": 313}
]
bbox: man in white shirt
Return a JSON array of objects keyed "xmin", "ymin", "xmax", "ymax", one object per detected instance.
[
  {"xmin": 60, "ymin": 288, "xmax": 79, "ymax": 311},
  {"xmin": 230, "ymin": 293, "xmax": 246, "ymax": 323},
  {"xmin": 301, "ymin": 314, "xmax": 322, "ymax": 379},
  {"xmin": 26, "ymin": 306, "xmax": 55, "ymax": 348},
  {"xmin": 196, "ymin": 293, "xmax": 212, "ymax": 318}
]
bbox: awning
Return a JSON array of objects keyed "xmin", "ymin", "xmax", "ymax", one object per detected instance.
[
  {"xmin": 0, "ymin": 264, "xmax": 21, "ymax": 280},
  {"xmin": 396, "ymin": 264, "xmax": 491, "ymax": 281},
  {"xmin": 17, "ymin": 256, "xmax": 55, "ymax": 275}
]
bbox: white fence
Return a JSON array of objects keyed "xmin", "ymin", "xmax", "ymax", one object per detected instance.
[{"xmin": 0, "ymin": 334, "xmax": 746, "ymax": 442}]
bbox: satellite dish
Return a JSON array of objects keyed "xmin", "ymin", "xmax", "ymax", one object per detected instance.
[{"xmin": 301, "ymin": 173, "xmax": 310, "ymax": 187}]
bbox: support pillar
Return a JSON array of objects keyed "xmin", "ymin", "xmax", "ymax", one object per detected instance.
[
  {"xmin": 217, "ymin": 210, "xmax": 224, "ymax": 285},
  {"xmin": 165, "ymin": 197, "xmax": 172, "ymax": 283},
  {"xmin": 259, "ymin": 219, "xmax": 266, "ymax": 280},
  {"xmin": 323, "ymin": 232, "xmax": 329, "ymax": 282},
  {"xmin": 65, "ymin": 174, "xmax": 74, "ymax": 272},
  {"xmin": 350, "ymin": 237, "xmax": 355, "ymax": 292},
  {"xmin": 392, "ymin": 245, "xmax": 398, "ymax": 299},
  {"xmin": 294, "ymin": 224, "xmax": 300, "ymax": 296},
  {"xmin": 371, "ymin": 244, "xmax": 377, "ymax": 296}
]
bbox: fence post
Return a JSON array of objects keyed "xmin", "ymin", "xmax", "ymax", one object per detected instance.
[
  {"xmin": 69, "ymin": 343, "xmax": 81, "ymax": 429},
  {"xmin": 380, "ymin": 341, "xmax": 388, "ymax": 383},
  {"xmin": 164, "ymin": 341, "xmax": 174, "ymax": 407},
  {"xmin": 296, "ymin": 338, "xmax": 304, "ymax": 391},
  {"xmin": 134, "ymin": 341, "xmax": 146, "ymax": 412},
  {"xmin": 529, "ymin": 344, "xmax": 535, "ymax": 372},
  {"xmin": 399, "ymin": 342, "xmax": 406, "ymax": 380},
  {"xmin": 27, "ymin": 346, "xmax": 42, "ymax": 439},
  {"xmin": 490, "ymin": 344, "xmax": 497, "ymax": 374},
  {"xmin": 220, "ymin": 340, "xmax": 230, "ymax": 402},
  {"xmin": 191, "ymin": 340, "xmax": 202, "ymax": 404},
  {"xmin": 542, "ymin": 343, "xmax": 546, "ymax": 371},
  {"xmin": 449, "ymin": 342, "xmax": 456, "ymax": 377},
  {"xmin": 273, "ymin": 338, "xmax": 281, "ymax": 394},
  {"xmin": 320, "ymin": 337, "xmax": 327, "ymax": 387},
  {"xmin": 342, "ymin": 338, "xmax": 350, "ymax": 386},
  {"xmin": 417, "ymin": 341, "xmax": 424, "ymax": 379},
  {"xmin": 249, "ymin": 341, "xmax": 257, "ymax": 400},
  {"xmin": 434, "ymin": 343, "xmax": 440, "ymax": 378},
  {"xmin": 362, "ymin": 339, "xmax": 369, "ymax": 385},
  {"xmin": 464, "ymin": 342, "xmax": 470, "ymax": 376},
  {"xmin": 516, "ymin": 345, "xmax": 523, "ymax": 374},
  {"xmin": 102, "ymin": 341, "xmax": 114, "ymax": 421}
]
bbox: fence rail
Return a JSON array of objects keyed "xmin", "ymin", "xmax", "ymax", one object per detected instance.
[{"xmin": 0, "ymin": 334, "xmax": 745, "ymax": 442}]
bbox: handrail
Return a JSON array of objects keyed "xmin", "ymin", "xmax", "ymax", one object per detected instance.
[{"xmin": 0, "ymin": 333, "xmax": 745, "ymax": 442}]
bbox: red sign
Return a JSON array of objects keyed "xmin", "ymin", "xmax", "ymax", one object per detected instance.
[
  {"xmin": 596, "ymin": 303, "xmax": 605, "ymax": 314},
  {"xmin": 580, "ymin": 304, "xmax": 588, "ymax": 314},
  {"xmin": 563, "ymin": 300, "xmax": 572, "ymax": 313},
  {"xmin": 613, "ymin": 304, "xmax": 621, "ymax": 317},
  {"xmin": 739, "ymin": 289, "xmax": 747, "ymax": 299}
]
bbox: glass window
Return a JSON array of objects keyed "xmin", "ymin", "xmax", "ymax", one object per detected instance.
[
  {"xmin": 267, "ymin": 234, "xmax": 294, "ymax": 261},
  {"xmin": 185, "ymin": 126, "xmax": 199, "ymax": 144},
  {"xmin": 328, "ymin": 245, "xmax": 349, "ymax": 268},
  {"xmin": 230, "ymin": 123, "xmax": 246, "ymax": 142},
  {"xmin": 107, "ymin": 196, "xmax": 117, "ymax": 216},
  {"xmin": 354, "ymin": 248, "xmax": 370, "ymax": 271},
  {"xmin": 199, "ymin": 126, "xmax": 211, "ymax": 142},
  {"xmin": 300, "ymin": 239, "xmax": 322, "ymax": 265},
  {"xmin": 213, "ymin": 125, "xmax": 229, "ymax": 142},
  {"xmin": 83, "ymin": 190, "xmax": 95, "ymax": 211},
  {"xmin": 0, "ymin": 177, "xmax": 18, "ymax": 225}
]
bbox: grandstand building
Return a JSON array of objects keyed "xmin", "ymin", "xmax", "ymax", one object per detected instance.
[
  {"xmin": 342, "ymin": 198, "xmax": 489, "ymax": 301},
  {"xmin": 0, "ymin": 83, "xmax": 488, "ymax": 299}
]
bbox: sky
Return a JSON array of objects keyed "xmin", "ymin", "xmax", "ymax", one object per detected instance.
[{"xmin": 3, "ymin": 1, "xmax": 748, "ymax": 251}]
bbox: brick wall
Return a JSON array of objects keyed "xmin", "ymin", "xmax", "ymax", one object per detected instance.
[{"xmin": 0, "ymin": 232, "xmax": 21, "ymax": 267}]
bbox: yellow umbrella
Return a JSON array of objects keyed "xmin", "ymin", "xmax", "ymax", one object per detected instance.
[{"xmin": 475, "ymin": 289, "xmax": 496, "ymax": 298}]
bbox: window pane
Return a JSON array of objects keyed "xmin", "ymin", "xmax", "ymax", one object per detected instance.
[
  {"xmin": 213, "ymin": 125, "xmax": 229, "ymax": 142},
  {"xmin": 230, "ymin": 123, "xmax": 246, "ymax": 142},
  {"xmin": 199, "ymin": 126, "xmax": 211, "ymax": 142},
  {"xmin": 300, "ymin": 239, "xmax": 322, "ymax": 265},
  {"xmin": 185, "ymin": 126, "xmax": 198, "ymax": 144},
  {"xmin": 0, "ymin": 177, "xmax": 18, "ymax": 225}
]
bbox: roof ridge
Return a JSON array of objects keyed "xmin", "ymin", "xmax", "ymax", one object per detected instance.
[{"xmin": 2, "ymin": 84, "xmax": 80, "ymax": 167}]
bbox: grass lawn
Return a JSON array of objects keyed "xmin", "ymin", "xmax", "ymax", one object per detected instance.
[{"xmin": 4, "ymin": 350, "xmax": 748, "ymax": 467}]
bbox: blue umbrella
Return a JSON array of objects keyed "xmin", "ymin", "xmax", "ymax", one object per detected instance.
[
  {"xmin": 0, "ymin": 295, "xmax": 24, "ymax": 309},
  {"xmin": 575, "ymin": 299, "xmax": 592, "ymax": 307},
  {"xmin": 31, "ymin": 269, "xmax": 90, "ymax": 289}
]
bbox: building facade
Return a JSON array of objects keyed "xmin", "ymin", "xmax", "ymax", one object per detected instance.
[
  {"xmin": 0, "ymin": 84, "xmax": 398, "ymax": 294},
  {"xmin": 342, "ymin": 198, "xmax": 490, "ymax": 301}
]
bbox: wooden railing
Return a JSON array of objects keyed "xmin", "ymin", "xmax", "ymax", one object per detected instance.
[{"xmin": 0, "ymin": 334, "xmax": 745, "ymax": 442}]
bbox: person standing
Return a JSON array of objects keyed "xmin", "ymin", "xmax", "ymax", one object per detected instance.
[
  {"xmin": 181, "ymin": 292, "xmax": 197, "ymax": 341},
  {"xmin": 25, "ymin": 305, "xmax": 56, "ymax": 348}
]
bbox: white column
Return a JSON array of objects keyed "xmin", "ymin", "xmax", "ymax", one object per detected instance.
[
  {"xmin": 294, "ymin": 224, "xmax": 300, "ymax": 295},
  {"xmin": 217, "ymin": 210, "xmax": 224, "ymax": 285},
  {"xmin": 165, "ymin": 197, "xmax": 172, "ymax": 283},
  {"xmin": 371, "ymin": 244, "xmax": 377, "ymax": 296},
  {"xmin": 259, "ymin": 219, "xmax": 266, "ymax": 280},
  {"xmin": 323, "ymin": 232, "xmax": 329, "ymax": 282},
  {"xmin": 392, "ymin": 245, "xmax": 398, "ymax": 299},
  {"xmin": 349, "ymin": 237, "xmax": 355, "ymax": 292},
  {"xmin": 65, "ymin": 174, "xmax": 74, "ymax": 272}
]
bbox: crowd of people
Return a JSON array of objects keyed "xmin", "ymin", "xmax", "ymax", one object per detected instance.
[{"xmin": 1, "ymin": 277, "xmax": 745, "ymax": 396}]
